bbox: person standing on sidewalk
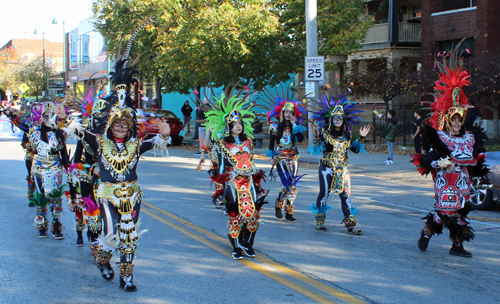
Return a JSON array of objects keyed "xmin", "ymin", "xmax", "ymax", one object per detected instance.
[
  {"xmin": 411, "ymin": 110, "xmax": 423, "ymax": 154},
  {"xmin": 195, "ymin": 98, "xmax": 210, "ymax": 154},
  {"xmin": 412, "ymin": 63, "xmax": 488, "ymax": 258},
  {"xmin": 181, "ymin": 100, "xmax": 193, "ymax": 133},
  {"xmin": 266, "ymin": 98, "xmax": 306, "ymax": 222},
  {"xmin": 308, "ymin": 94, "xmax": 370, "ymax": 233},
  {"xmin": 383, "ymin": 109, "xmax": 397, "ymax": 165}
]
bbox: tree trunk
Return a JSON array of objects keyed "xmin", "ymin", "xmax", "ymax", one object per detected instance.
[{"xmin": 155, "ymin": 77, "xmax": 162, "ymax": 109}]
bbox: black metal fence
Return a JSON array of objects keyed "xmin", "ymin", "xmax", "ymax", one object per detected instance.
[{"xmin": 370, "ymin": 103, "xmax": 418, "ymax": 146}]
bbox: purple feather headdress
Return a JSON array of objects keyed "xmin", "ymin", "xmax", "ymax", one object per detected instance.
[
  {"xmin": 26, "ymin": 104, "xmax": 42, "ymax": 126},
  {"xmin": 309, "ymin": 93, "xmax": 363, "ymax": 133}
]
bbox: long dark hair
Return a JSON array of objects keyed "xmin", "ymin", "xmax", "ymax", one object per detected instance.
[{"xmin": 224, "ymin": 121, "xmax": 248, "ymax": 143}]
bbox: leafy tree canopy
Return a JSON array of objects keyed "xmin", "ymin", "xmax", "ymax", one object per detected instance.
[{"xmin": 92, "ymin": 0, "xmax": 372, "ymax": 94}]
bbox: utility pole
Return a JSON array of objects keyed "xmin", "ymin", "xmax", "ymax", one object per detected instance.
[
  {"xmin": 43, "ymin": 32, "xmax": 46, "ymax": 101},
  {"xmin": 306, "ymin": 0, "xmax": 319, "ymax": 143}
]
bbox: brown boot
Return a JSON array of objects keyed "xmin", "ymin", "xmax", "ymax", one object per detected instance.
[
  {"xmin": 275, "ymin": 199, "xmax": 285, "ymax": 220},
  {"xmin": 285, "ymin": 204, "xmax": 296, "ymax": 222}
]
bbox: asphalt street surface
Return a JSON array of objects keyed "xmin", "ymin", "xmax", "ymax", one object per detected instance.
[{"xmin": 1, "ymin": 138, "xmax": 499, "ymax": 304}]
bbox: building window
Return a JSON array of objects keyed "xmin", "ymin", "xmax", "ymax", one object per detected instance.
[
  {"xmin": 442, "ymin": 0, "xmax": 476, "ymax": 11},
  {"xmin": 438, "ymin": 38, "xmax": 474, "ymax": 55},
  {"xmin": 412, "ymin": 4, "xmax": 422, "ymax": 18}
]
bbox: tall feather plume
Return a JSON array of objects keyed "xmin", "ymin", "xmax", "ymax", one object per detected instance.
[
  {"xmin": 203, "ymin": 91, "xmax": 256, "ymax": 139},
  {"xmin": 123, "ymin": 15, "xmax": 157, "ymax": 61},
  {"xmin": 428, "ymin": 38, "xmax": 472, "ymax": 130}
]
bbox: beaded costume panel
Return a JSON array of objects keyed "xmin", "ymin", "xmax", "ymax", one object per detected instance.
[
  {"xmin": 98, "ymin": 135, "xmax": 141, "ymax": 180},
  {"xmin": 320, "ymin": 130, "xmax": 350, "ymax": 194}
]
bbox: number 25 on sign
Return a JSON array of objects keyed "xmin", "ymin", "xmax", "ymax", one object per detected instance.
[{"xmin": 305, "ymin": 56, "xmax": 324, "ymax": 81}]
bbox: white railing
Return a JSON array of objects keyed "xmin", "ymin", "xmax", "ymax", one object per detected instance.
[
  {"xmin": 398, "ymin": 23, "xmax": 421, "ymax": 42},
  {"xmin": 363, "ymin": 22, "xmax": 421, "ymax": 44},
  {"xmin": 363, "ymin": 23, "xmax": 389, "ymax": 44}
]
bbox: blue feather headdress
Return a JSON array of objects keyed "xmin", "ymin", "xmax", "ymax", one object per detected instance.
[{"xmin": 309, "ymin": 93, "xmax": 363, "ymax": 133}]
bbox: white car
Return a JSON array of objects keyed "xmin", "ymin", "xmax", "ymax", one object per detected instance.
[{"xmin": 469, "ymin": 152, "xmax": 500, "ymax": 210}]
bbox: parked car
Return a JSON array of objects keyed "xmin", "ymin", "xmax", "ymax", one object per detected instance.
[
  {"xmin": 139, "ymin": 109, "xmax": 184, "ymax": 145},
  {"xmin": 468, "ymin": 151, "xmax": 500, "ymax": 210}
]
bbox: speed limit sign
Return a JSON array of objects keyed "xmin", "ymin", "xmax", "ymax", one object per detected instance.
[{"xmin": 305, "ymin": 56, "xmax": 324, "ymax": 81}]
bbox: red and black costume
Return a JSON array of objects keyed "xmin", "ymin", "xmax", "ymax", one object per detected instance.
[{"xmin": 412, "ymin": 62, "xmax": 488, "ymax": 258}]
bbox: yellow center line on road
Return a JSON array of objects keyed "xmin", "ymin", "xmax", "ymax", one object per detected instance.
[
  {"xmin": 142, "ymin": 208, "xmax": 337, "ymax": 304},
  {"xmin": 142, "ymin": 201, "xmax": 367, "ymax": 304}
]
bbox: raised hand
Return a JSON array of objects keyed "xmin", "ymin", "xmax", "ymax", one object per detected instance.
[
  {"xmin": 154, "ymin": 118, "xmax": 171, "ymax": 136},
  {"xmin": 359, "ymin": 124, "xmax": 371, "ymax": 137}
]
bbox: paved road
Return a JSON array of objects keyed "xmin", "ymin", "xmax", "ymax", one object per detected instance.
[{"xmin": 1, "ymin": 139, "xmax": 499, "ymax": 303}]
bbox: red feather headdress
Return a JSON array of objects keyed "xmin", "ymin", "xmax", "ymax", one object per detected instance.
[{"xmin": 429, "ymin": 67, "xmax": 471, "ymax": 130}]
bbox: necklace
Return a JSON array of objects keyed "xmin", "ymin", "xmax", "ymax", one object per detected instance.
[{"xmin": 99, "ymin": 135, "xmax": 140, "ymax": 176}]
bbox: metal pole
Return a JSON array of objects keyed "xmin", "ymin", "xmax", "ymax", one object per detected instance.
[
  {"xmin": 43, "ymin": 32, "xmax": 46, "ymax": 101},
  {"xmin": 306, "ymin": 0, "xmax": 319, "ymax": 144},
  {"xmin": 62, "ymin": 21, "xmax": 66, "ymax": 87}
]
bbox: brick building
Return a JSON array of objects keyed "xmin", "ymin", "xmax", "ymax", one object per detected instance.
[
  {"xmin": 421, "ymin": 0, "xmax": 500, "ymax": 67},
  {"xmin": 421, "ymin": 0, "xmax": 500, "ymax": 136},
  {"xmin": 0, "ymin": 38, "xmax": 63, "ymax": 70}
]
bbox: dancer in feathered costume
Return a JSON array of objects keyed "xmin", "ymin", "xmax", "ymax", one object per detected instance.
[
  {"xmin": 78, "ymin": 17, "xmax": 167, "ymax": 291},
  {"xmin": 204, "ymin": 92, "xmax": 268, "ymax": 260},
  {"xmin": 263, "ymin": 89, "xmax": 306, "ymax": 222},
  {"xmin": 3, "ymin": 104, "xmax": 41, "ymax": 207},
  {"xmin": 412, "ymin": 45, "xmax": 488, "ymax": 258},
  {"xmin": 66, "ymin": 89, "xmax": 110, "ymax": 250},
  {"xmin": 308, "ymin": 94, "xmax": 370, "ymax": 233},
  {"xmin": 29, "ymin": 101, "xmax": 74, "ymax": 239}
]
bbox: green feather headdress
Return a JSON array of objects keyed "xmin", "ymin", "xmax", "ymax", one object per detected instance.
[{"xmin": 203, "ymin": 93, "xmax": 256, "ymax": 140}]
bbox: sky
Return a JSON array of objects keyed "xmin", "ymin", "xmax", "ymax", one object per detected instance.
[{"xmin": 0, "ymin": 0, "xmax": 94, "ymax": 47}]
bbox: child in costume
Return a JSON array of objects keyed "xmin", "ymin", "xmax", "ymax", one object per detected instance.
[
  {"xmin": 412, "ymin": 55, "xmax": 488, "ymax": 258},
  {"xmin": 204, "ymin": 92, "xmax": 268, "ymax": 260},
  {"xmin": 265, "ymin": 95, "xmax": 306, "ymax": 221},
  {"xmin": 67, "ymin": 89, "xmax": 110, "ymax": 251},
  {"xmin": 308, "ymin": 94, "xmax": 370, "ymax": 233}
]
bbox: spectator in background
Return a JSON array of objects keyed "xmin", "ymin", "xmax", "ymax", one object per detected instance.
[
  {"xmin": 181, "ymin": 100, "xmax": 193, "ymax": 133},
  {"xmin": 195, "ymin": 98, "xmax": 211, "ymax": 154},
  {"xmin": 383, "ymin": 109, "xmax": 397, "ymax": 165},
  {"xmin": 152, "ymin": 98, "xmax": 158, "ymax": 110},
  {"xmin": 412, "ymin": 110, "xmax": 423, "ymax": 154}
]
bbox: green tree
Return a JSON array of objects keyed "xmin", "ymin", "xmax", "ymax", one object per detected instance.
[
  {"xmin": 274, "ymin": 0, "xmax": 373, "ymax": 57},
  {"xmin": 19, "ymin": 57, "xmax": 53, "ymax": 100},
  {"xmin": 92, "ymin": 0, "xmax": 373, "ymax": 96}
]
